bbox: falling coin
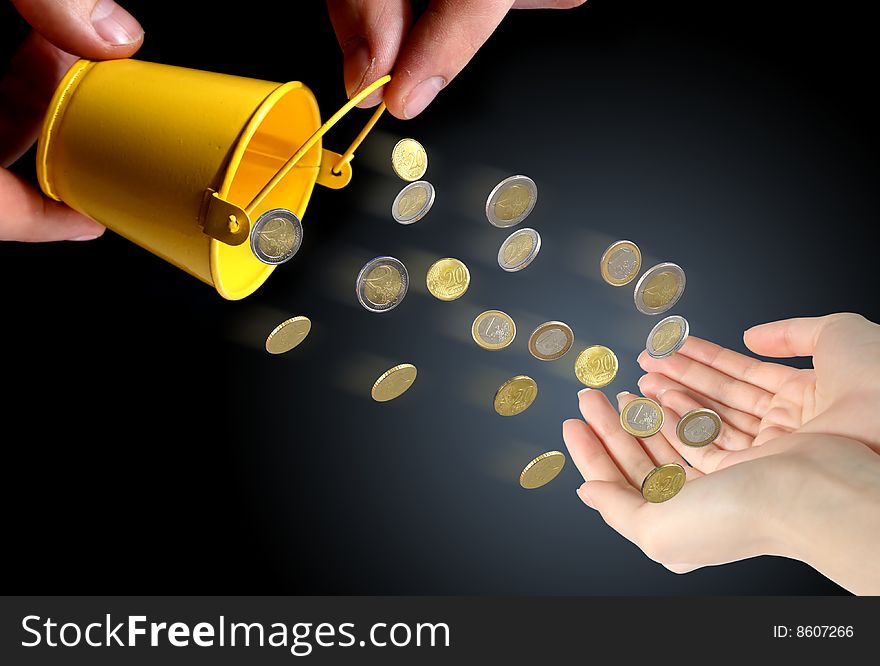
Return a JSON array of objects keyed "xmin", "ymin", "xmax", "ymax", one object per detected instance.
[
  {"xmin": 472, "ymin": 310, "xmax": 517, "ymax": 351},
  {"xmin": 519, "ymin": 451, "xmax": 566, "ymax": 489},
  {"xmin": 391, "ymin": 180, "xmax": 435, "ymax": 225},
  {"xmin": 646, "ymin": 315, "xmax": 690, "ymax": 359},
  {"xmin": 528, "ymin": 321, "xmax": 574, "ymax": 361},
  {"xmin": 600, "ymin": 240, "xmax": 642, "ymax": 286},
  {"xmin": 265, "ymin": 316, "xmax": 311, "ymax": 354},
  {"xmin": 485, "ymin": 175, "xmax": 537, "ymax": 228},
  {"xmin": 497, "ymin": 228, "xmax": 541, "ymax": 272},
  {"xmin": 426, "ymin": 258, "xmax": 470, "ymax": 301},
  {"xmin": 676, "ymin": 408, "xmax": 722, "ymax": 447},
  {"xmin": 391, "ymin": 138, "xmax": 428, "ymax": 181},
  {"xmin": 250, "ymin": 208, "xmax": 303, "ymax": 265},
  {"xmin": 620, "ymin": 397, "xmax": 665, "ymax": 437},
  {"xmin": 371, "ymin": 363, "xmax": 418, "ymax": 402},
  {"xmin": 574, "ymin": 345, "xmax": 618, "ymax": 388},
  {"xmin": 356, "ymin": 256, "xmax": 409, "ymax": 313},
  {"xmin": 634, "ymin": 262, "xmax": 686, "ymax": 315},
  {"xmin": 641, "ymin": 463, "xmax": 686, "ymax": 503},
  {"xmin": 494, "ymin": 375, "xmax": 538, "ymax": 416}
]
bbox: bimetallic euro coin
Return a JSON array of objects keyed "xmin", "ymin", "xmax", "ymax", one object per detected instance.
[
  {"xmin": 528, "ymin": 321, "xmax": 574, "ymax": 361},
  {"xmin": 620, "ymin": 397, "xmax": 665, "ymax": 437},
  {"xmin": 250, "ymin": 208, "xmax": 302, "ymax": 265},
  {"xmin": 494, "ymin": 375, "xmax": 538, "ymax": 416},
  {"xmin": 371, "ymin": 363, "xmax": 417, "ymax": 402},
  {"xmin": 498, "ymin": 228, "xmax": 541, "ymax": 272},
  {"xmin": 485, "ymin": 175, "xmax": 537, "ymax": 228},
  {"xmin": 391, "ymin": 138, "xmax": 428, "ymax": 181},
  {"xmin": 574, "ymin": 345, "xmax": 618, "ymax": 388},
  {"xmin": 600, "ymin": 240, "xmax": 642, "ymax": 286},
  {"xmin": 646, "ymin": 315, "xmax": 690, "ymax": 359},
  {"xmin": 472, "ymin": 310, "xmax": 516, "ymax": 351},
  {"xmin": 634, "ymin": 262, "xmax": 686, "ymax": 315},
  {"xmin": 677, "ymin": 408, "xmax": 722, "ymax": 447},
  {"xmin": 641, "ymin": 463, "xmax": 686, "ymax": 503},
  {"xmin": 426, "ymin": 258, "xmax": 470, "ymax": 301},
  {"xmin": 356, "ymin": 256, "xmax": 409, "ymax": 313},
  {"xmin": 520, "ymin": 451, "xmax": 566, "ymax": 489},
  {"xmin": 265, "ymin": 316, "xmax": 311, "ymax": 354},
  {"xmin": 392, "ymin": 180, "xmax": 435, "ymax": 225}
]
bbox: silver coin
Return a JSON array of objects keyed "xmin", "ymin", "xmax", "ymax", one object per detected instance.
[
  {"xmin": 677, "ymin": 408, "xmax": 722, "ymax": 447},
  {"xmin": 249, "ymin": 208, "xmax": 302, "ymax": 265},
  {"xmin": 485, "ymin": 175, "xmax": 537, "ymax": 228},
  {"xmin": 645, "ymin": 315, "xmax": 690, "ymax": 359},
  {"xmin": 497, "ymin": 228, "xmax": 541, "ymax": 272},
  {"xmin": 633, "ymin": 262, "xmax": 686, "ymax": 315},
  {"xmin": 391, "ymin": 180, "xmax": 435, "ymax": 225},
  {"xmin": 355, "ymin": 256, "xmax": 409, "ymax": 313},
  {"xmin": 626, "ymin": 401, "xmax": 661, "ymax": 431},
  {"xmin": 478, "ymin": 317, "xmax": 513, "ymax": 345}
]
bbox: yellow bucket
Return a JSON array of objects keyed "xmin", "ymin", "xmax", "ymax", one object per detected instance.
[{"xmin": 37, "ymin": 59, "xmax": 388, "ymax": 300}]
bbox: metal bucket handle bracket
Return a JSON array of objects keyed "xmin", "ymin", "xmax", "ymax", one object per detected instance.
[{"xmin": 201, "ymin": 75, "xmax": 391, "ymax": 246}]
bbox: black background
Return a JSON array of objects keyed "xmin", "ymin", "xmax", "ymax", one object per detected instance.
[{"xmin": 2, "ymin": 1, "xmax": 877, "ymax": 594}]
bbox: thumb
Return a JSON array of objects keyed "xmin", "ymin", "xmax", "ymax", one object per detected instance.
[
  {"xmin": 11, "ymin": 0, "xmax": 144, "ymax": 59},
  {"xmin": 743, "ymin": 314, "xmax": 865, "ymax": 359}
]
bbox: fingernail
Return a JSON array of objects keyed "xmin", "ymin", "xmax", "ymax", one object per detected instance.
[
  {"xmin": 577, "ymin": 484, "xmax": 595, "ymax": 509},
  {"xmin": 69, "ymin": 234, "xmax": 99, "ymax": 241},
  {"xmin": 343, "ymin": 37, "xmax": 372, "ymax": 99},
  {"xmin": 616, "ymin": 390, "xmax": 630, "ymax": 400},
  {"xmin": 577, "ymin": 388, "xmax": 592, "ymax": 397},
  {"xmin": 403, "ymin": 76, "xmax": 445, "ymax": 119},
  {"xmin": 92, "ymin": 0, "xmax": 143, "ymax": 45}
]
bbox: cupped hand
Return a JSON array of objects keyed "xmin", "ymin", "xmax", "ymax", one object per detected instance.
[
  {"xmin": 326, "ymin": 0, "xmax": 588, "ymax": 119},
  {"xmin": 1, "ymin": 0, "xmax": 143, "ymax": 242}
]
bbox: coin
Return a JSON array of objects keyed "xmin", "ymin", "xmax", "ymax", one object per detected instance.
[
  {"xmin": 676, "ymin": 408, "xmax": 722, "ymax": 447},
  {"xmin": 392, "ymin": 180, "xmax": 435, "ymax": 225},
  {"xmin": 485, "ymin": 175, "xmax": 537, "ymax": 228},
  {"xmin": 600, "ymin": 240, "xmax": 642, "ymax": 286},
  {"xmin": 371, "ymin": 363, "xmax": 418, "ymax": 402},
  {"xmin": 356, "ymin": 256, "xmax": 409, "ymax": 313},
  {"xmin": 519, "ymin": 451, "xmax": 566, "ymax": 489},
  {"xmin": 528, "ymin": 321, "xmax": 574, "ymax": 361},
  {"xmin": 494, "ymin": 375, "xmax": 538, "ymax": 416},
  {"xmin": 472, "ymin": 310, "xmax": 516, "ymax": 351},
  {"xmin": 265, "ymin": 316, "xmax": 311, "ymax": 354},
  {"xmin": 391, "ymin": 138, "xmax": 428, "ymax": 181},
  {"xmin": 641, "ymin": 463, "xmax": 686, "ymax": 503},
  {"xmin": 646, "ymin": 315, "xmax": 690, "ymax": 359},
  {"xmin": 497, "ymin": 228, "xmax": 541, "ymax": 272},
  {"xmin": 620, "ymin": 397, "xmax": 665, "ymax": 437},
  {"xmin": 426, "ymin": 258, "xmax": 470, "ymax": 301},
  {"xmin": 634, "ymin": 262, "xmax": 686, "ymax": 315},
  {"xmin": 250, "ymin": 208, "xmax": 302, "ymax": 265},
  {"xmin": 574, "ymin": 345, "xmax": 618, "ymax": 388}
]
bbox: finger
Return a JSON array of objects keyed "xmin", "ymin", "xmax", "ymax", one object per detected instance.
[
  {"xmin": 577, "ymin": 479, "xmax": 645, "ymax": 544},
  {"xmin": 637, "ymin": 372, "xmax": 761, "ymax": 437},
  {"xmin": 383, "ymin": 0, "xmax": 517, "ymax": 119},
  {"xmin": 651, "ymin": 392, "xmax": 732, "ymax": 474},
  {"xmin": 638, "ymin": 349, "xmax": 774, "ymax": 418},
  {"xmin": 676, "ymin": 336, "xmax": 798, "ymax": 395},
  {"xmin": 578, "ymin": 389, "xmax": 655, "ymax": 488},
  {"xmin": 743, "ymin": 313, "xmax": 871, "ymax": 359},
  {"xmin": 0, "ymin": 168, "xmax": 105, "ymax": 241},
  {"xmin": 562, "ymin": 418, "xmax": 627, "ymax": 485},
  {"xmin": 11, "ymin": 0, "xmax": 144, "ymax": 58},
  {"xmin": 615, "ymin": 391, "xmax": 700, "ymax": 480},
  {"xmin": 656, "ymin": 389, "xmax": 754, "ymax": 451},
  {"xmin": 325, "ymin": 0, "xmax": 412, "ymax": 106}
]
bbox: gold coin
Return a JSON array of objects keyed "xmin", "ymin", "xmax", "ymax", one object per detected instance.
[
  {"xmin": 371, "ymin": 363, "xmax": 418, "ymax": 402},
  {"xmin": 574, "ymin": 345, "xmax": 618, "ymax": 387},
  {"xmin": 519, "ymin": 451, "xmax": 566, "ymax": 489},
  {"xmin": 676, "ymin": 408, "xmax": 722, "ymax": 447},
  {"xmin": 426, "ymin": 258, "xmax": 470, "ymax": 301},
  {"xmin": 363, "ymin": 263, "xmax": 404, "ymax": 308},
  {"xmin": 265, "ymin": 316, "xmax": 311, "ymax": 354},
  {"xmin": 633, "ymin": 263, "xmax": 686, "ymax": 315},
  {"xmin": 471, "ymin": 310, "xmax": 516, "ymax": 351},
  {"xmin": 641, "ymin": 463, "xmax": 686, "ymax": 503},
  {"xmin": 391, "ymin": 138, "xmax": 428, "ymax": 181},
  {"xmin": 494, "ymin": 375, "xmax": 538, "ymax": 416},
  {"xmin": 620, "ymin": 397, "xmax": 665, "ymax": 437},
  {"xmin": 600, "ymin": 240, "xmax": 642, "ymax": 286},
  {"xmin": 528, "ymin": 321, "xmax": 574, "ymax": 361}
]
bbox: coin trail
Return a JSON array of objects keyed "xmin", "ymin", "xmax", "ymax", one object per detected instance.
[
  {"xmin": 600, "ymin": 240, "xmax": 642, "ymax": 286},
  {"xmin": 574, "ymin": 345, "xmax": 619, "ymax": 388},
  {"xmin": 472, "ymin": 310, "xmax": 517, "ymax": 351},
  {"xmin": 356, "ymin": 256, "xmax": 409, "ymax": 313},
  {"xmin": 677, "ymin": 408, "xmax": 722, "ymax": 447},
  {"xmin": 371, "ymin": 363, "xmax": 418, "ymax": 402},
  {"xmin": 520, "ymin": 451, "xmax": 566, "ymax": 489},
  {"xmin": 494, "ymin": 375, "xmax": 538, "ymax": 416},
  {"xmin": 392, "ymin": 180, "xmax": 435, "ymax": 225},
  {"xmin": 498, "ymin": 228, "xmax": 541, "ymax": 272},
  {"xmin": 528, "ymin": 321, "xmax": 574, "ymax": 361},
  {"xmin": 391, "ymin": 138, "xmax": 428, "ymax": 181},
  {"xmin": 641, "ymin": 463, "xmax": 686, "ymax": 503},
  {"xmin": 427, "ymin": 258, "xmax": 471, "ymax": 301},
  {"xmin": 265, "ymin": 316, "xmax": 311, "ymax": 354},
  {"xmin": 620, "ymin": 397, "xmax": 664, "ymax": 438},
  {"xmin": 646, "ymin": 315, "xmax": 690, "ymax": 359},
  {"xmin": 486, "ymin": 175, "xmax": 537, "ymax": 228}
]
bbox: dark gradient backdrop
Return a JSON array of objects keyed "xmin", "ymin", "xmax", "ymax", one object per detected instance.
[{"xmin": 3, "ymin": 1, "xmax": 877, "ymax": 594}]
